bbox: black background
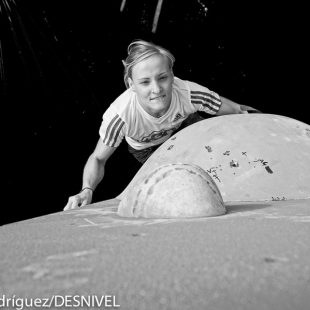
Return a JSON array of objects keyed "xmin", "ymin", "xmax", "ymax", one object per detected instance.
[{"xmin": 1, "ymin": 0, "xmax": 307, "ymax": 225}]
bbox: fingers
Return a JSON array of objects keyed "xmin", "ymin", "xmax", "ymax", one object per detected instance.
[
  {"xmin": 240, "ymin": 105, "xmax": 262, "ymax": 113},
  {"xmin": 63, "ymin": 203, "xmax": 71, "ymax": 211},
  {"xmin": 63, "ymin": 192, "xmax": 92, "ymax": 211},
  {"xmin": 63, "ymin": 195, "xmax": 83, "ymax": 211},
  {"xmin": 80, "ymin": 199, "xmax": 89, "ymax": 207}
]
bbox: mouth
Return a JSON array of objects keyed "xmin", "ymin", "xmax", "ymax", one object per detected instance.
[{"xmin": 150, "ymin": 95, "xmax": 165, "ymax": 100}]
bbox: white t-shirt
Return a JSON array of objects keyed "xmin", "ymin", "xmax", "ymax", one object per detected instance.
[{"xmin": 99, "ymin": 77, "xmax": 222, "ymax": 150}]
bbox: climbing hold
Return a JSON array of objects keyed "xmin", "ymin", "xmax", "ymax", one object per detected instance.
[{"xmin": 118, "ymin": 163, "xmax": 226, "ymax": 218}]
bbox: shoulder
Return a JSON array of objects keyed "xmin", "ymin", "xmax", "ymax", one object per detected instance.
[
  {"xmin": 99, "ymin": 90, "xmax": 133, "ymax": 148},
  {"xmin": 183, "ymin": 79, "xmax": 221, "ymax": 104},
  {"xmin": 173, "ymin": 76, "xmax": 190, "ymax": 92},
  {"xmin": 185, "ymin": 79, "xmax": 212, "ymax": 94},
  {"xmin": 173, "ymin": 76, "xmax": 187, "ymax": 88},
  {"xmin": 173, "ymin": 76, "xmax": 217, "ymax": 95},
  {"xmin": 109, "ymin": 88, "xmax": 134, "ymax": 113},
  {"xmin": 102, "ymin": 89, "xmax": 137, "ymax": 120}
]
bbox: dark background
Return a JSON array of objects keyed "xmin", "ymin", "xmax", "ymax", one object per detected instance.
[{"xmin": 1, "ymin": 0, "xmax": 306, "ymax": 225}]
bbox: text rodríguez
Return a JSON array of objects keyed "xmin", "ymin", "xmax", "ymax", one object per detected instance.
[{"xmin": 0, "ymin": 294, "xmax": 120, "ymax": 309}]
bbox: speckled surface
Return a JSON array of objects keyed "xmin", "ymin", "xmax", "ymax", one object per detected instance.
[
  {"xmin": 118, "ymin": 114, "xmax": 310, "ymax": 202},
  {"xmin": 1, "ymin": 198, "xmax": 309, "ymax": 310}
]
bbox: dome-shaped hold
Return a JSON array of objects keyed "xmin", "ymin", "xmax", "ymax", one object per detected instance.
[{"xmin": 117, "ymin": 163, "xmax": 226, "ymax": 218}]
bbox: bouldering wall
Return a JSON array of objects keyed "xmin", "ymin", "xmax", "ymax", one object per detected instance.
[{"xmin": 118, "ymin": 114, "xmax": 310, "ymax": 202}]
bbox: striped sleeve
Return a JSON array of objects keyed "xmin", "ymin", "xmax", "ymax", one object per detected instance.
[
  {"xmin": 99, "ymin": 108, "xmax": 125, "ymax": 148},
  {"xmin": 189, "ymin": 82, "xmax": 222, "ymax": 115}
]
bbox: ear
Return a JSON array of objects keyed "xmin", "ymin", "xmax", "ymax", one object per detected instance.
[{"xmin": 128, "ymin": 78, "xmax": 135, "ymax": 91}]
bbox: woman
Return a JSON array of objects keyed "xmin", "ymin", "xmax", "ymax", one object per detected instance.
[{"xmin": 64, "ymin": 40, "xmax": 258, "ymax": 210}]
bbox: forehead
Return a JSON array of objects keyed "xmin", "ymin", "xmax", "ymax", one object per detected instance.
[{"xmin": 132, "ymin": 54, "xmax": 170, "ymax": 78}]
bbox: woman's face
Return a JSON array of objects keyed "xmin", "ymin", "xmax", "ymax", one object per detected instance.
[{"xmin": 128, "ymin": 54, "xmax": 174, "ymax": 118}]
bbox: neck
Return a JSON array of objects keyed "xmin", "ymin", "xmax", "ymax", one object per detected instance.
[
  {"xmin": 150, "ymin": 106, "xmax": 170, "ymax": 118},
  {"xmin": 153, "ymin": 112, "xmax": 165, "ymax": 118},
  {"xmin": 139, "ymin": 104, "xmax": 170, "ymax": 118}
]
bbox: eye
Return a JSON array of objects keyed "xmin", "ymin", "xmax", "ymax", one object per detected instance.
[
  {"xmin": 140, "ymin": 80, "xmax": 149, "ymax": 85},
  {"xmin": 159, "ymin": 76, "xmax": 168, "ymax": 80}
]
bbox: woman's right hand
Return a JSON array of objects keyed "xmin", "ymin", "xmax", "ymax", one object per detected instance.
[{"xmin": 63, "ymin": 188, "xmax": 93, "ymax": 211}]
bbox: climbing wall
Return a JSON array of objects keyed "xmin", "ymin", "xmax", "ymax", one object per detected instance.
[{"xmin": 117, "ymin": 114, "xmax": 310, "ymax": 202}]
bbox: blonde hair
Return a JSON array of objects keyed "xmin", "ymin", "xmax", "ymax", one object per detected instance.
[{"xmin": 122, "ymin": 40, "xmax": 175, "ymax": 88}]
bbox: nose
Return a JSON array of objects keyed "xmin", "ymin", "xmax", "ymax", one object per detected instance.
[{"xmin": 151, "ymin": 80, "xmax": 161, "ymax": 94}]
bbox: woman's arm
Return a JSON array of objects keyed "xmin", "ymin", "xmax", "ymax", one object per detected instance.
[
  {"xmin": 217, "ymin": 96, "xmax": 245, "ymax": 115},
  {"xmin": 63, "ymin": 138, "xmax": 117, "ymax": 210},
  {"xmin": 217, "ymin": 96, "xmax": 261, "ymax": 115}
]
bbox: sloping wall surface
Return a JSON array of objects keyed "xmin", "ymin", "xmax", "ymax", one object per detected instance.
[{"xmin": 118, "ymin": 114, "xmax": 310, "ymax": 202}]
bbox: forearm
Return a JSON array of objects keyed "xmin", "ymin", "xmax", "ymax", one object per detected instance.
[
  {"xmin": 64, "ymin": 142, "xmax": 116, "ymax": 211},
  {"xmin": 82, "ymin": 153, "xmax": 106, "ymax": 191},
  {"xmin": 217, "ymin": 96, "xmax": 243, "ymax": 115}
]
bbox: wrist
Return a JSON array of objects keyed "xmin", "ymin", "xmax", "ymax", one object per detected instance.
[{"xmin": 80, "ymin": 187, "xmax": 94, "ymax": 194}]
